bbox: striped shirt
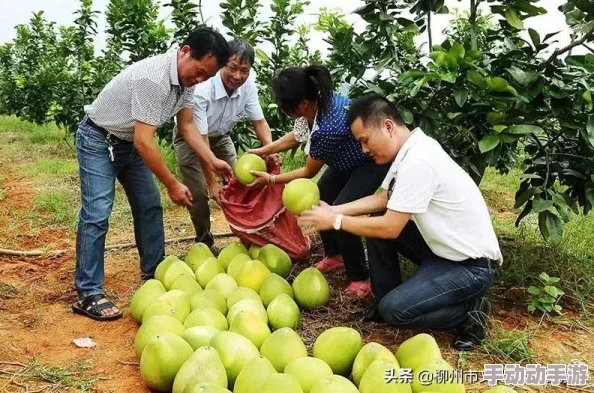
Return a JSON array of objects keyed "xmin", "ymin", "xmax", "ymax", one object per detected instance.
[{"xmin": 85, "ymin": 49, "xmax": 195, "ymax": 141}]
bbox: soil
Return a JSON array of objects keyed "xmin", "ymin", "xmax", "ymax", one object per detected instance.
[{"xmin": 0, "ymin": 145, "xmax": 593, "ymax": 393}]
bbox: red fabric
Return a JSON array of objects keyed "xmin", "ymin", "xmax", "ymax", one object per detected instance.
[{"xmin": 219, "ymin": 160, "xmax": 311, "ymax": 261}]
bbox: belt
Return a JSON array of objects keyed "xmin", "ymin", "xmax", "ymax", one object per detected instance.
[
  {"xmin": 459, "ymin": 257, "xmax": 498, "ymax": 270},
  {"xmin": 84, "ymin": 116, "xmax": 133, "ymax": 144}
]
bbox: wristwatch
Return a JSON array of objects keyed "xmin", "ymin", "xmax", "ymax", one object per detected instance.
[{"xmin": 333, "ymin": 214, "xmax": 344, "ymax": 231}]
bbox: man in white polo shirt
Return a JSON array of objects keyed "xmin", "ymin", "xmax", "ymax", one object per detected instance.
[
  {"xmin": 174, "ymin": 39, "xmax": 274, "ymax": 248},
  {"xmin": 300, "ymin": 94, "xmax": 502, "ymax": 351}
]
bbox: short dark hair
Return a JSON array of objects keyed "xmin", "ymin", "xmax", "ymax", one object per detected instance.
[
  {"xmin": 347, "ymin": 93, "xmax": 405, "ymax": 128},
  {"xmin": 272, "ymin": 65, "xmax": 334, "ymax": 115},
  {"xmin": 182, "ymin": 27, "xmax": 231, "ymax": 67},
  {"xmin": 228, "ymin": 39, "xmax": 255, "ymax": 66}
]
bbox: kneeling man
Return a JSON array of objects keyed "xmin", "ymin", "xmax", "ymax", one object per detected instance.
[{"xmin": 300, "ymin": 94, "xmax": 502, "ymax": 351}]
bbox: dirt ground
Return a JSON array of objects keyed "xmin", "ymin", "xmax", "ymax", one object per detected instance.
[{"xmin": 1, "ymin": 143, "xmax": 593, "ymax": 393}]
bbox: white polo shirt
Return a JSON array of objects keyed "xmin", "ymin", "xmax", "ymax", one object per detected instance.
[
  {"xmin": 382, "ymin": 128, "xmax": 502, "ymax": 263},
  {"xmin": 192, "ymin": 71, "xmax": 264, "ymax": 138}
]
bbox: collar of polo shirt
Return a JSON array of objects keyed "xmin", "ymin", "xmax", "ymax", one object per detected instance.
[
  {"xmin": 170, "ymin": 49, "xmax": 180, "ymax": 87},
  {"xmin": 214, "ymin": 71, "xmax": 241, "ymax": 100},
  {"xmin": 389, "ymin": 127, "xmax": 422, "ymax": 173}
]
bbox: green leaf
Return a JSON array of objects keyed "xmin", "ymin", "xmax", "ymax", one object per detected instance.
[
  {"xmin": 487, "ymin": 112, "xmax": 507, "ymax": 125},
  {"xmin": 548, "ymin": 277, "xmax": 560, "ymax": 284},
  {"xmin": 528, "ymin": 28, "xmax": 541, "ymax": 47},
  {"xmin": 499, "ymin": 134, "xmax": 519, "ymax": 143},
  {"xmin": 493, "ymin": 125, "xmax": 508, "ymax": 133},
  {"xmin": 505, "ymin": 8, "xmax": 524, "ymax": 29},
  {"xmin": 399, "ymin": 69, "xmax": 424, "ymax": 82},
  {"xmin": 440, "ymin": 72, "xmax": 458, "ymax": 83},
  {"xmin": 467, "ymin": 70, "xmax": 486, "ymax": 88},
  {"xmin": 532, "ymin": 198, "xmax": 554, "ymax": 213},
  {"xmin": 545, "ymin": 211, "xmax": 564, "ymax": 246},
  {"xmin": 449, "ymin": 43, "xmax": 465, "ymax": 60},
  {"xmin": 527, "ymin": 286, "xmax": 541, "ymax": 295},
  {"xmin": 544, "ymin": 286, "xmax": 559, "ymax": 297},
  {"xmin": 447, "ymin": 112, "xmax": 462, "ymax": 120},
  {"xmin": 454, "ymin": 90, "xmax": 468, "ymax": 107},
  {"xmin": 515, "ymin": 187, "xmax": 535, "ymax": 209},
  {"xmin": 478, "ymin": 135, "xmax": 500, "ymax": 153},
  {"xmin": 506, "ymin": 66, "xmax": 540, "ymax": 85},
  {"xmin": 486, "ymin": 77, "xmax": 510, "ymax": 92},
  {"xmin": 399, "ymin": 108, "xmax": 414, "ymax": 124},
  {"xmin": 587, "ymin": 115, "xmax": 594, "ymax": 148},
  {"xmin": 527, "ymin": 304, "xmax": 536, "ymax": 313},
  {"xmin": 367, "ymin": 83, "xmax": 385, "ymax": 95},
  {"xmin": 466, "ymin": 49, "xmax": 481, "ymax": 60},
  {"xmin": 554, "ymin": 305, "xmax": 562, "ymax": 312},
  {"xmin": 505, "ymin": 125, "xmax": 544, "ymax": 135},
  {"xmin": 255, "ymin": 48, "xmax": 270, "ymax": 63},
  {"xmin": 584, "ymin": 90, "xmax": 593, "ymax": 111}
]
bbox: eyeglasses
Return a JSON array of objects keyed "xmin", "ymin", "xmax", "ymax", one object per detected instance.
[{"xmin": 387, "ymin": 177, "xmax": 395, "ymax": 200}]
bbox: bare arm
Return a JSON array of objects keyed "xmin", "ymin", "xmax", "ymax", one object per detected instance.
[
  {"xmin": 333, "ymin": 190, "xmax": 389, "ymax": 216},
  {"xmin": 252, "ymin": 118, "xmax": 273, "ymax": 146},
  {"xmin": 249, "ymin": 131, "xmax": 300, "ymax": 157},
  {"xmin": 133, "ymin": 121, "xmax": 192, "ymax": 206},
  {"xmin": 248, "ymin": 156, "xmax": 324, "ymax": 187}
]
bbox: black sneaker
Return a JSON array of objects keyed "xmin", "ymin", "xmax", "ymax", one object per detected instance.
[
  {"xmin": 351, "ymin": 306, "xmax": 383, "ymax": 323},
  {"xmin": 453, "ymin": 297, "xmax": 491, "ymax": 351}
]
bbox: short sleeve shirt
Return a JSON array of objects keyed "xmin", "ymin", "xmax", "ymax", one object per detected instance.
[{"xmin": 292, "ymin": 94, "xmax": 370, "ymax": 171}]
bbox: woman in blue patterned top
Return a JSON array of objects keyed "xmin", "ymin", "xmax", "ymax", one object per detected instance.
[{"xmin": 248, "ymin": 65, "xmax": 389, "ymax": 298}]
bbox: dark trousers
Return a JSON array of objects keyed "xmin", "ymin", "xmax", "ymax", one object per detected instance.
[
  {"xmin": 317, "ymin": 162, "xmax": 390, "ymax": 282},
  {"xmin": 367, "ymin": 220, "xmax": 496, "ymax": 330}
]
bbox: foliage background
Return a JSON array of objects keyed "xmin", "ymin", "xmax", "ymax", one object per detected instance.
[{"xmin": 0, "ymin": 0, "xmax": 593, "ymax": 245}]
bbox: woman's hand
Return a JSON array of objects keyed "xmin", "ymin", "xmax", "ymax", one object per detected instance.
[{"xmin": 247, "ymin": 170, "xmax": 272, "ymax": 188}]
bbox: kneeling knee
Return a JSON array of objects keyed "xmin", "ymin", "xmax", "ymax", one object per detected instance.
[{"xmin": 378, "ymin": 297, "xmax": 415, "ymax": 326}]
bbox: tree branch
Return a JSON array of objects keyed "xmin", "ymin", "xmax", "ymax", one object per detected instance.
[
  {"xmin": 583, "ymin": 43, "xmax": 594, "ymax": 54},
  {"xmin": 545, "ymin": 28, "xmax": 594, "ymax": 65},
  {"xmin": 427, "ymin": 11, "xmax": 433, "ymax": 50}
]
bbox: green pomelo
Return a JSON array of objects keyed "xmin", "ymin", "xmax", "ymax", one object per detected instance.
[
  {"xmin": 259, "ymin": 273, "xmax": 293, "ymax": 307},
  {"xmin": 184, "ymin": 307, "xmax": 228, "ymax": 331},
  {"xmin": 205, "ymin": 273, "xmax": 238, "ymax": 299},
  {"xmin": 227, "ymin": 287, "xmax": 262, "ymax": 310},
  {"xmin": 229, "ymin": 310, "xmax": 271, "ymax": 349},
  {"xmin": 266, "ymin": 293, "xmax": 301, "ymax": 331},
  {"xmin": 292, "ymin": 268, "xmax": 329, "ymax": 309},
  {"xmin": 190, "ymin": 289, "xmax": 228, "ymax": 315},
  {"xmin": 236, "ymin": 260, "xmax": 270, "ymax": 292},
  {"xmin": 284, "ymin": 357, "xmax": 333, "ymax": 393},
  {"xmin": 185, "ymin": 242, "xmax": 215, "ymax": 271},
  {"xmin": 142, "ymin": 289, "xmax": 191, "ymax": 323},
  {"xmin": 258, "ymin": 244, "xmax": 292, "ymax": 278},
  {"xmin": 155, "ymin": 255, "xmax": 181, "ymax": 283},
  {"xmin": 227, "ymin": 254, "xmax": 251, "ymax": 281},
  {"xmin": 218, "ymin": 241, "xmax": 249, "ymax": 270},
  {"xmin": 282, "ymin": 178, "xmax": 320, "ymax": 216},
  {"xmin": 395, "ymin": 333, "xmax": 442, "ymax": 371},
  {"xmin": 411, "ymin": 358, "xmax": 465, "ymax": 393},
  {"xmin": 227, "ymin": 299, "xmax": 267, "ymax": 326},
  {"xmin": 185, "ymin": 383, "xmax": 231, "ymax": 393},
  {"xmin": 310, "ymin": 375, "xmax": 359, "ymax": 393},
  {"xmin": 209, "ymin": 331, "xmax": 260, "ymax": 387},
  {"xmin": 134, "ymin": 314, "xmax": 185, "ymax": 358},
  {"xmin": 163, "ymin": 259, "xmax": 195, "ymax": 290},
  {"xmin": 234, "ymin": 153, "xmax": 266, "ymax": 185},
  {"xmin": 181, "ymin": 326, "xmax": 220, "ymax": 351},
  {"xmin": 233, "ymin": 356, "xmax": 277, "ymax": 393},
  {"xmin": 248, "ymin": 244, "xmax": 261, "ymax": 260},
  {"xmin": 352, "ymin": 342, "xmax": 398, "ymax": 387},
  {"xmin": 195, "ymin": 258, "xmax": 225, "ymax": 288},
  {"xmin": 359, "ymin": 359, "xmax": 411, "ymax": 393},
  {"xmin": 261, "ymin": 373, "xmax": 303, "ymax": 393},
  {"xmin": 130, "ymin": 279, "xmax": 166, "ymax": 323},
  {"xmin": 260, "ymin": 327, "xmax": 307, "ymax": 372},
  {"xmin": 172, "ymin": 346, "xmax": 228, "ymax": 393},
  {"xmin": 313, "ymin": 327, "xmax": 362, "ymax": 376},
  {"xmin": 139, "ymin": 332, "xmax": 193, "ymax": 392},
  {"xmin": 169, "ymin": 274, "xmax": 202, "ymax": 298}
]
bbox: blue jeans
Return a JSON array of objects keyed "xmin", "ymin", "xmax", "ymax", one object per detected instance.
[
  {"xmin": 75, "ymin": 121, "xmax": 164, "ymax": 299},
  {"xmin": 367, "ymin": 220, "xmax": 496, "ymax": 330}
]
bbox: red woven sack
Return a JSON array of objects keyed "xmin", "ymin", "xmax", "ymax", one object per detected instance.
[{"xmin": 218, "ymin": 160, "xmax": 311, "ymax": 261}]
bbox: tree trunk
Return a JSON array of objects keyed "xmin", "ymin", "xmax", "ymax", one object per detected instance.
[{"xmin": 427, "ymin": 11, "xmax": 433, "ymax": 50}]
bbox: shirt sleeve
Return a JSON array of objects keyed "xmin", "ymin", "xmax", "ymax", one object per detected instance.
[
  {"xmin": 293, "ymin": 117, "xmax": 310, "ymax": 143},
  {"xmin": 192, "ymin": 90, "xmax": 209, "ymax": 135},
  {"xmin": 182, "ymin": 86, "xmax": 195, "ymax": 108},
  {"xmin": 131, "ymin": 78, "xmax": 166, "ymax": 126},
  {"xmin": 243, "ymin": 76, "xmax": 264, "ymax": 121},
  {"xmin": 387, "ymin": 158, "xmax": 439, "ymax": 213}
]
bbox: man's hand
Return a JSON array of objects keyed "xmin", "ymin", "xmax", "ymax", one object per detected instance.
[
  {"xmin": 247, "ymin": 147, "xmax": 267, "ymax": 158},
  {"xmin": 208, "ymin": 181, "xmax": 222, "ymax": 205},
  {"xmin": 168, "ymin": 182, "xmax": 193, "ymax": 207},
  {"xmin": 210, "ymin": 158, "xmax": 234, "ymax": 183},
  {"xmin": 265, "ymin": 153, "xmax": 282, "ymax": 167},
  {"xmin": 298, "ymin": 201, "xmax": 336, "ymax": 230},
  {"xmin": 247, "ymin": 170, "xmax": 271, "ymax": 188}
]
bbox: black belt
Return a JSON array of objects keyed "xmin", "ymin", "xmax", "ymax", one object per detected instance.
[
  {"xmin": 459, "ymin": 257, "xmax": 498, "ymax": 270},
  {"xmin": 84, "ymin": 116, "xmax": 133, "ymax": 144}
]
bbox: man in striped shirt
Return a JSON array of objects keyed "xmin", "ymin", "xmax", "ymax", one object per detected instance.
[{"xmin": 72, "ymin": 27, "xmax": 232, "ymax": 321}]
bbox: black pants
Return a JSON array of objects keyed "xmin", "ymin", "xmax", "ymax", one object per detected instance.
[
  {"xmin": 317, "ymin": 162, "xmax": 390, "ymax": 282},
  {"xmin": 367, "ymin": 220, "xmax": 496, "ymax": 329}
]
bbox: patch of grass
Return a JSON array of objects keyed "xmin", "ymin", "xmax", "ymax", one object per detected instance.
[
  {"xmin": 34, "ymin": 188, "xmax": 78, "ymax": 228},
  {"xmin": 158, "ymin": 137, "xmax": 180, "ymax": 179},
  {"xmin": 0, "ymin": 281, "xmax": 18, "ymax": 298},
  {"xmin": 0, "ymin": 187, "xmax": 6, "ymax": 202},
  {"xmin": 482, "ymin": 324, "xmax": 535, "ymax": 364},
  {"xmin": 0, "ymin": 115, "xmax": 66, "ymax": 144},
  {"xmin": 280, "ymin": 148, "xmax": 307, "ymax": 173},
  {"xmin": 25, "ymin": 157, "xmax": 79, "ymax": 178},
  {"xmin": 1, "ymin": 357, "xmax": 98, "ymax": 392}
]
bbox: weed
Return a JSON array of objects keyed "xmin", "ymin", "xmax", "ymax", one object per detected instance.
[
  {"xmin": 482, "ymin": 326, "xmax": 535, "ymax": 364},
  {"xmin": 280, "ymin": 148, "xmax": 306, "ymax": 173},
  {"xmin": 0, "ymin": 282, "xmax": 18, "ymax": 298},
  {"xmin": 26, "ymin": 157, "xmax": 79, "ymax": 178},
  {"xmin": 526, "ymin": 272, "xmax": 565, "ymax": 315},
  {"xmin": 34, "ymin": 188, "xmax": 78, "ymax": 228}
]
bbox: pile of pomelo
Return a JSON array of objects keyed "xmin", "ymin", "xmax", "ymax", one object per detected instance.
[{"xmin": 130, "ymin": 241, "xmax": 513, "ymax": 393}]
